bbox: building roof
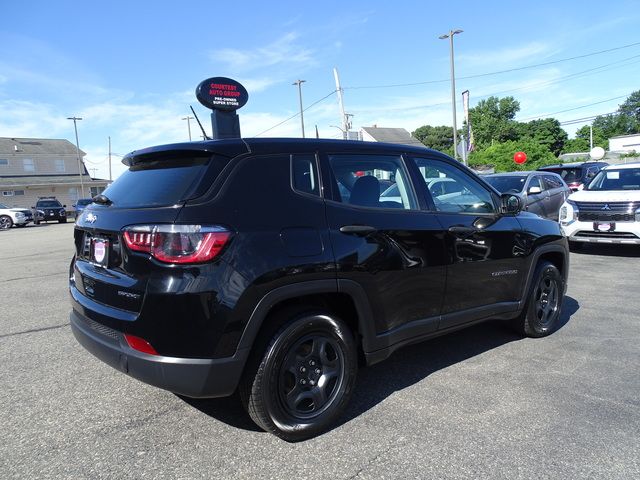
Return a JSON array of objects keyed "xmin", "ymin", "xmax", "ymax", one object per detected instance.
[
  {"xmin": 0, "ymin": 137, "xmax": 86, "ymax": 156},
  {"xmin": 0, "ymin": 175, "xmax": 108, "ymax": 187},
  {"xmin": 360, "ymin": 127, "xmax": 426, "ymax": 147}
]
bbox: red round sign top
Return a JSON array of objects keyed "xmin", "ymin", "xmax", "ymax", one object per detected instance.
[{"xmin": 513, "ymin": 151, "xmax": 527, "ymax": 164}]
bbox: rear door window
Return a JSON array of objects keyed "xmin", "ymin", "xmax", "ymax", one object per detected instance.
[
  {"xmin": 327, "ymin": 154, "xmax": 417, "ymax": 210},
  {"xmin": 291, "ymin": 154, "xmax": 320, "ymax": 197},
  {"xmin": 102, "ymin": 153, "xmax": 229, "ymax": 208}
]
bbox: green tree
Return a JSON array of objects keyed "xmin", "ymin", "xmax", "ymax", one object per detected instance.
[
  {"xmin": 619, "ymin": 89, "xmax": 640, "ymax": 123},
  {"xmin": 468, "ymin": 96, "xmax": 520, "ymax": 148},
  {"xmin": 468, "ymin": 140, "xmax": 557, "ymax": 172},
  {"xmin": 412, "ymin": 125, "xmax": 454, "ymax": 154},
  {"xmin": 562, "ymin": 125, "xmax": 607, "ymax": 153},
  {"xmin": 517, "ymin": 118, "xmax": 568, "ymax": 156}
]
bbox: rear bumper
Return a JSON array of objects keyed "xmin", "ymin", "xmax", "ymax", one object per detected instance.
[{"xmin": 70, "ymin": 309, "xmax": 249, "ymax": 398}]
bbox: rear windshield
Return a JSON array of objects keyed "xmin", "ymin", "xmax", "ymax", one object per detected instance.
[
  {"xmin": 77, "ymin": 199, "xmax": 92, "ymax": 206},
  {"xmin": 542, "ymin": 167, "xmax": 582, "ymax": 183},
  {"xmin": 102, "ymin": 153, "xmax": 228, "ymax": 208},
  {"xmin": 484, "ymin": 175, "xmax": 527, "ymax": 193},
  {"xmin": 37, "ymin": 200, "xmax": 62, "ymax": 207}
]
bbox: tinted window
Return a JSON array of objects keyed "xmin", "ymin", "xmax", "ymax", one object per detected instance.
[
  {"xmin": 103, "ymin": 154, "xmax": 228, "ymax": 208},
  {"xmin": 484, "ymin": 175, "xmax": 527, "ymax": 193},
  {"xmin": 587, "ymin": 168, "xmax": 640, "ymax": 191},
  {"xmin": 291, "ymin": 154, "xmax": 320, "ymax": 197},
  {"xmin": 77, "ymin": 199, "xmax": 93, "ymax": 206},
  {"xmin": 542, "ymin": 167, "xmax": 582, "ymax": 183},
  {"xmin": 327, "ymin": 154, "xmax": 416, "ymax": 210},
  {"xmin": 410, "ymin": 157, "xmax": 495, "ymax": 214},
  {"xmin": 542, "ymin": 175, "xmax": 562, "ymax": 189}
]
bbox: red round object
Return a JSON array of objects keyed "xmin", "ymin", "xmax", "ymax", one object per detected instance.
[{"xmin": 513, "ymin": 151, "xmax": 527, "ymax": 164}]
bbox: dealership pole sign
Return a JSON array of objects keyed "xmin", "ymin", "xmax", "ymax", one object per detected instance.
[{"xmin": 196, "ymin": 77, "xmax": 248, "ymax": 139}]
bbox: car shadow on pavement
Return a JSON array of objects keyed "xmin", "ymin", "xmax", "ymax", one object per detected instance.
[
  {"xmin": 178, "ymin": 296, "xmax": 579, "ymax": 435},
  {"xmin": 571, "ymin": 244, "xmax": 640, "ymax": 257}
]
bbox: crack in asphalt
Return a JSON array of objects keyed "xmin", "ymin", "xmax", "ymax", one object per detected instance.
[
  {"xmin": 0, "ymin": 271, "xmax": 67, "ymax": 283},
  {"xmin": 0, "ymin": 323, "xmax": 69, "ymax": 339}
]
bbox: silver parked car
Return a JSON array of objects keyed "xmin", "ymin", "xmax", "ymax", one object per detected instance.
[{"xmin": 484, "ymin": 171, "xmax": 571, "ymax": 220}]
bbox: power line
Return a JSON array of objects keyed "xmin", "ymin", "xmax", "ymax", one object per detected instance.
[
  {"xmin": 254, "ymin": 90, "xmax": 337, "ymax": 137},
  {"xmin": 559, "ymin": 112, "xmax": 617, "ymax": 126},
  {"xmin": 350, "ymin": 55, "xmax": 639, "ymax": 115},
  {"xmin": 519, "ymin": 96, "xmax": 628, "ymax": 122},
  {"xmin": 344, "ymin": 40, "xmax": 640, "ymax": 90}
]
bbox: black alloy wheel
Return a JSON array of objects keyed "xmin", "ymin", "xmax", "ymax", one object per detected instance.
[
  {"xmin": 240, "ymin": 310, "xmax": 357, "ymax": 442},
  {"xmin": 513, "ymin": 260, "xmax": 564, "ymax": 337}
]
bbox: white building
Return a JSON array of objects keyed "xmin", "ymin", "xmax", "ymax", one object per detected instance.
[
  {"xmin": 0, "ymin": 137, "xmax": 109, "ymax": 211},
  {"xmin": 609, "ymin": 134, "xmax": 640, "ymax": 154}
]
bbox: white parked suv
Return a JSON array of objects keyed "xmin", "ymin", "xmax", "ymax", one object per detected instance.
[
  {"xmin": 0, "ymin": 202, "xmax": 34, "ymax": 230},
  {"xmin": 559, "ymin": 162, "xmax": 640, "ymax": 245}
]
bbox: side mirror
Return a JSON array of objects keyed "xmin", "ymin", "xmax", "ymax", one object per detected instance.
[
  {"xmin": 63, "ymin": 204, "xmax": 67, "ymax": 208},
  {"xmin": 528, "ymin": 186, "xmax": 542, "ymax": 194},
  {"xmin": 501, "ymin": 193, "xmax": 522, "ymax": 215}
]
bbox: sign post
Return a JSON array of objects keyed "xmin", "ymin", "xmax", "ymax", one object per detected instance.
[{"xmin": 196, "ymin": 77, "xmax": 248, "ymax": 140}]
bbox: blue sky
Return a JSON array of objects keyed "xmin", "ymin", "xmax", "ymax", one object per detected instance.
[{"xmin": 1, "ymin": 0, "xmax": 639, "ymax": 179}]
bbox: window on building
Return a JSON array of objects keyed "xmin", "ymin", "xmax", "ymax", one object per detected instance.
[
  {"xmin": 23, "ymin": 158, "xmax": 35, "ymax": 172},
  {"xmin": 68, "ymin": 188, "xmax": 79, "ymax": 200},
  {"xmin": 2, "ymin": 191, "xmax": 14, "ymax": 196},
  {"xmin": 0, "ymin": 159, "xmax": 8, "ymax": 166},
  {"xmin": 89, "ymin": 186, "xmax": 104, "ymax": 197},
  {"xmin": 55, "ymin": 159, "xmax": 66, "ymax": 172},
  {"xmin": 14, "ymin": 190, "xmax": 25, "ymax": 196}
]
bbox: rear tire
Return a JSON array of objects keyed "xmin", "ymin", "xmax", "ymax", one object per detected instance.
[
  {"xmin": 59, "ymin": 218, "xmax": 67, "ymax": 224},
  {"xmin": 0, "ymin": 215, "xmax": 13, "ymax": 230},
  {"xmin": 513, "ymin": 261, "xmax": 564, "ymax": 337},
  {"xmin": 240, "ymin": 309, "xmax": 357, "ymax": 442}
]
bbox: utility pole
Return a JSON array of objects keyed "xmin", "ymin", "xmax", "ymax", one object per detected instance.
[
  {"xmin": 108, "ymin": 136, "xmax": 112, "ymax": 182},
  {"xmin": 589, "ymin": 125, "xmax": 593, "ymax": 150},
  {"xmin": 292, "ymin": 80, "xmax": 306, "ymax": 138},
  {"xmin": 333, "ymin": 68, "xmax": 348, "ymax": 139},
  {"xmin": 67, "ymin": 116, "xmax": 85, "ymax": 197},
  {"xmin": 439, "ymin": 29, "xmax": 463, "ymax": 162},
  {"xmin": 182, "ymin": 116, "xmax": 194, "ymax": 141}
]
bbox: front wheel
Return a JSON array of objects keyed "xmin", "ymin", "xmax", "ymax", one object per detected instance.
[
  {"xmin": 240, "ymin": 310, "xmax": 357, "ymax": 441},
  {"xmin": 513, "ymin": 261, "xmax": 564, "ymax": 337},
  {"xmin": 0, "ymin": 215, "xmax": 13, "ymax": 230},
  {"xmin": 58, "ymin": 218, "xmax": 67, "ymax": 224}
]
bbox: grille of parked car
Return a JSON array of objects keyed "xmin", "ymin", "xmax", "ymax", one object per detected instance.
[{"xmin": 575, "ymin": 201, "xmax": 639, "ymax": 222}]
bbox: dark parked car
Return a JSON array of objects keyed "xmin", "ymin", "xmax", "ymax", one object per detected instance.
[
  {"xmin": 484, "ymin": 171, "xmax": 571, "ymax": 220},
  {"xmin": 70, "ymin": 139, "xmax": 569, "ymax": 441},
  {"xmin": 537, "ymin": 161, "xmax": 608, "ymax": 191},
  {"xmin": 34, "ymin": 197, "xmax": 67, "ymax": 223}
]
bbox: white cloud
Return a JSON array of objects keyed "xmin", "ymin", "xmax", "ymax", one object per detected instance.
[{"xmin": 210, "ymin": 32, "xmax": 315, "ymax": 73}]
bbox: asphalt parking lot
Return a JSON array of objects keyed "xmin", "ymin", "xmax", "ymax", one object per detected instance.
[{"xmin": 1, "ymin": 222, "xmax": 638, "ymax": 479}]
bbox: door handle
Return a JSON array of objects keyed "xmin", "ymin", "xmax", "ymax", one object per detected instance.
[
  {"xmin": 448, "ymin": 225, "xmax": 477, "ymax": 235},
  {"xmin": 339, "ymin": 225, "xmax": 377, "ymax": 236}
]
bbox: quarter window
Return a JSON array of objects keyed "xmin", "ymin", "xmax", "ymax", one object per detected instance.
[
  {"xmin": 291, "ymin": 154, "xmax": 320, "ymax": 197},
  {"xmin": 410, "ymin": 157, "xmax": 496, "ymax": 214},
  {"xmin": 327, "ymin": 154, "xmax": 416, "ymax": 210}
]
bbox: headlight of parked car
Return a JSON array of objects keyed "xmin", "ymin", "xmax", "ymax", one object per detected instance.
[
  {"xmin": 15, "ymin": 212, "xmax": 25, "ymax": 218},
  {"xmin": 559, "ymin": 200, "xmax": 579, "ymax": 225},
  {"xmin": 60, "ymin": 209, "xmax": 66, "ymax": 216}
]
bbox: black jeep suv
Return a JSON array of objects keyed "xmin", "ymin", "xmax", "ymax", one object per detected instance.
[
  {"xmin": 35, "ymin": 197, "xmax": 67, "ymax": 223},
  {"xmin": 70, "ymin": 139, "xmax": 569, "ymax": 441}
]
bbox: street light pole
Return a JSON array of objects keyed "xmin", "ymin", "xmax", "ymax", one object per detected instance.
[
  {"xmin": 67, "ymin": 116, "xmax": 85, "ymax": 197},
  {"xmin": 293, "ymin": 80, "xmax": 306, "ymax": 138},
  {"xmin": 182, "ymin": 116, "xmax": 194, "ymax": 141},
  {"xmin": 439, "ymin": 29, "xmax": 463, "ymax": 163}
]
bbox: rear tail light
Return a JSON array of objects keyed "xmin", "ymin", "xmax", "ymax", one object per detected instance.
[{"xmin": 123, "ymin": 225, "xmax": 231, "ymax": 264}]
